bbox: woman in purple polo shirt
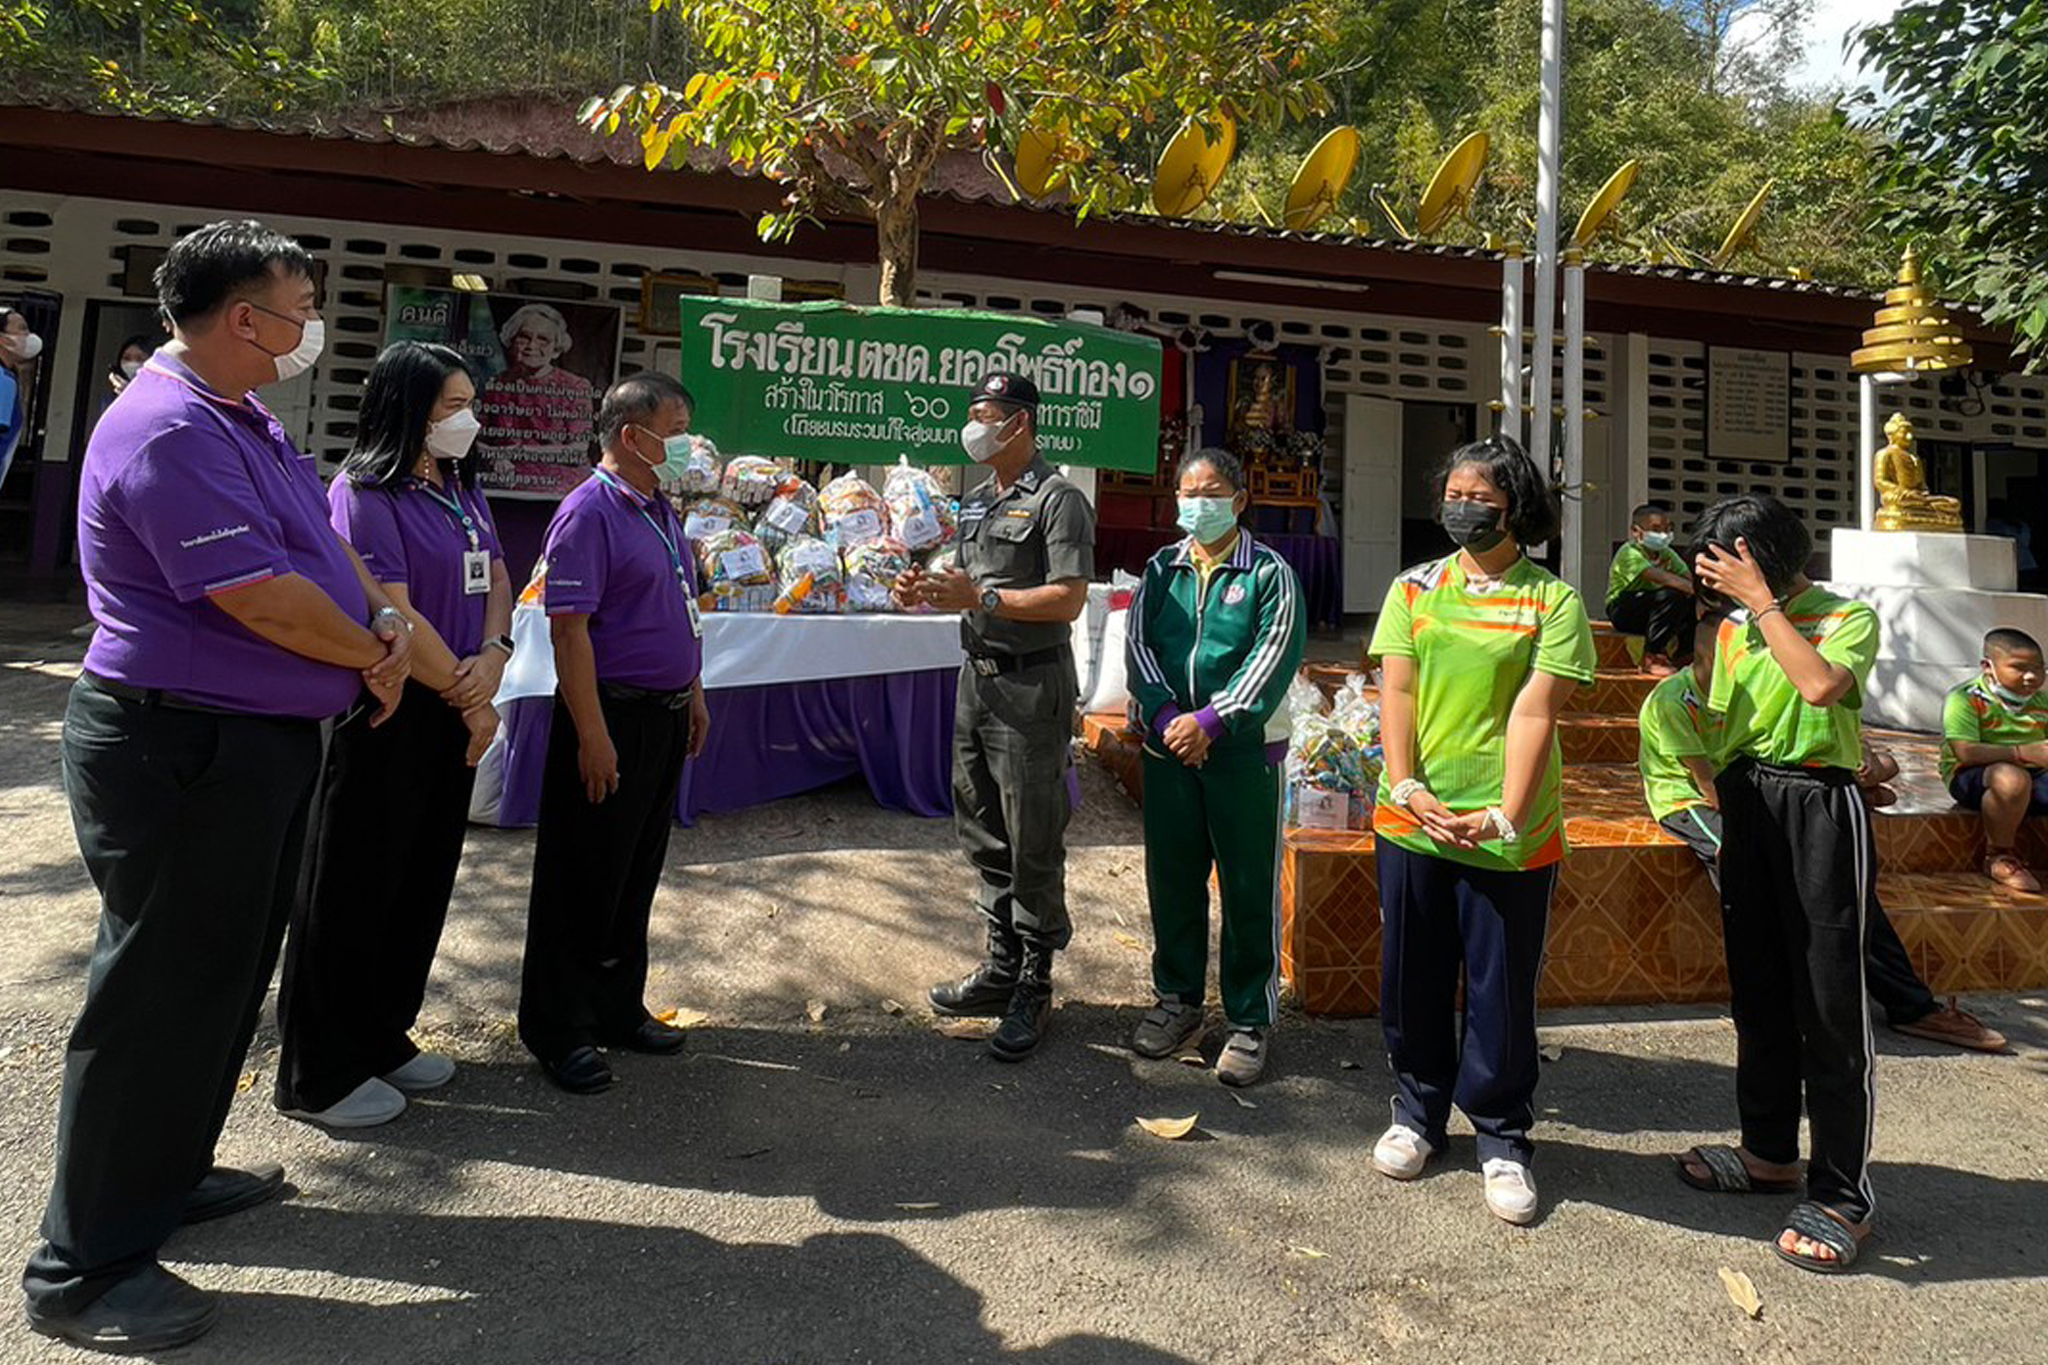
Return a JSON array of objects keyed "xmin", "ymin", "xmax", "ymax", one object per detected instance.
[{"xmin": 275, "ymin": 341, "xmax": 514, "ymax": 1129}]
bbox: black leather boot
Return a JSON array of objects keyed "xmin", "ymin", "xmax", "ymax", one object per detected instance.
[
  {"xmin": 988, "ymin": 943, "xmax": 1053, "ymax": 1062},
  {"xmin": 928, "ymin": 921, "xmax": 1021, "ymax": 1017}
]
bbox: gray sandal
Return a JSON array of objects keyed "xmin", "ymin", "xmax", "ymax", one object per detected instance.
[{"xmin": 1675, "ymin": 1144, "xmax": 1800, "ymax": 1195}]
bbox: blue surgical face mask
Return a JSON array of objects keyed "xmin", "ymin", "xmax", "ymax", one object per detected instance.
[
  {"xmin": 1177, "ymin": 495, "xmax": 1238, "ymax": 544},
  {"xmin": 1985, "ymin": 673, "xmax": 2035, "ymax": 708},
  {"xmin": 1641, "ymin": 530, "xmax": 1673, "ymax": 551}
]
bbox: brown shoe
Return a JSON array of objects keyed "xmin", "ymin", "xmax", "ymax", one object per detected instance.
[
  {"xmin": 1891, "ymin": 998, "xmax": 2009, "ymax": 1053},
  {"xmin": 1984, "ymin": 850, "xmax": 2043, "ymax": 894}
]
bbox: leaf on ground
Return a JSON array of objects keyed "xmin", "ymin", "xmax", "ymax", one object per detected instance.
[
  {"xmin": 879, "ymin": 998, "xmax": 906, "ymax": 1016},
  {"xmin": 1339, "ymin": 1059, "xmax": 1362, "ymax": 1071},
  {"xmin": 1539, "ymin": 1044, "xmax": 1564, "ymax": 1063},
  {"xmin": 806, "ymin": 999, "xmax": 828, "ymax": 1023},
  {"xmin": 1229, "ymin": 1091, "xmax": 1258, "ymax": 1109},
  {"xmin": 1718, "ymin": 1266, "xmax": 1763, "ymax": 1320},
  {"xmin": 935, "ymin": 1018, "xmax": 996, "ymax": 1040},
  {"xmin": 235, "ymin": 1071, "xmax": 256, "ymax": 1093},
  {"xmin": 1287, "ymin": 1244, "xmax": 1328, "ymax": 1260},
  {"xmin": 894, "ymin": 1201, "xmax": 941, "ymax": 1211},
  {"xmin": 1112, "ymin": 932, "xmax": 1147, "ymax": 953},
  {"xmin": 657, "ymin": 1007, "xmax": 711, "ymax": 1028},
  {"xmin": 1174, "ymin": 1052, "xmax": 1206, "ymax": 1067},
  {"xmin": 1135, "ymin": 1114, "xmax": 1200, "ymax": 1140}
]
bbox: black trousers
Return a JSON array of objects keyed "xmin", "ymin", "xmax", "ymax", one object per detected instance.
[
  {"xmin": 1608, "ymin": 587, "xmax": 1696, "ymax": 660},
  {"xmin": 275, "ymin": 684, "xmax": 477, "ymax": 1112},
  {"xmin": 518, "ymin": 691, "xmax": 691, "ymax": 1061},
  {"xmin": 1660, "ymin": 805, "xmax": 1936, "ymax": 1026},
  {"xmin": 1719, "ymin": 758, "xmax": 1877, "ymax": 1223},
  {"xmin": 23, "ymin": 679, "xmax": 321, "ymax": 1314},
  {"xmin": 952, "ymin": 658, "xmax": 1078, "ymax": 950},
  {"xmin": 1376, "ymin": 840, "xmax": 1556, "ymax": 1166}
]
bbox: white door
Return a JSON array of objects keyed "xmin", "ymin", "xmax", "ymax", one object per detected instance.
[{"xmin": 1342, "ymin": 394, "xmax": 1403, "ymax": 613}]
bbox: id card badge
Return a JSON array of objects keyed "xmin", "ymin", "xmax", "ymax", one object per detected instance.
[
  {"xmin": 462, "ymin": 550, "xmax": 491, "ymax": 595},
  {"xmin": 684, "ymin": 593, "xmax": 704, "ymax": 639}
]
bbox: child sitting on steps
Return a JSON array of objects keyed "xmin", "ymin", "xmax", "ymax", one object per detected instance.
[
  {"xmin": 1940, "ymin": 628, "xmax": 2048, "ymax": 892},
  {"xmin": 1606, "ymin": 501, "xmax": 1694, "ymax": 676}
]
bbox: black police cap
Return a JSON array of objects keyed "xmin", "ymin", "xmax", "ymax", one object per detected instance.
[{"xmin": 968, "ymin": 371, "xmax": 1039, "ymax": 411}]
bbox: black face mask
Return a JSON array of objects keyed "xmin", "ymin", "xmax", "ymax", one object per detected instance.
[{"xmin": 1441, "ymin": 500, "xmax": 1507, "ymax": 553}]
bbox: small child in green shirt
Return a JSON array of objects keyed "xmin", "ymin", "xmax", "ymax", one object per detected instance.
[
  {"xmin": 1940, "ymin": 628, "xmax": 2048, "ymax": 892},
  {"xmin": 1606, "ymin": 501, "xmax": 1694, "ymax": 675}
]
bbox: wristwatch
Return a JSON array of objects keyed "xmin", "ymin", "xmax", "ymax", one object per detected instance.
[
  {"xmin": 485, "ymin": 634, "xmax": 515, "ymax": 657},
  {"xmin": 979, "ymin": 586, "xmax": 1002, "ymax": 616},
  {"xmin": 371, "ymin": 605, "xmax": 410, "ymax": 634}
]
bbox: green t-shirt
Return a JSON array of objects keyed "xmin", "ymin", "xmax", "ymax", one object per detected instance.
[
  {"xmin": 1606, "ymin": 540, "xmax": 1689, "ymax": 609},
  {"xmin": 1369, "ymin": 554, "xmax": 1597, "ymax": 870},
  {"xmin": 1638, "ymin": 669, "xmax": 1719, "ymax": 821},
  {"xmin": 1706, "ymin": 587, "xmax": 1878, "ymax": 771},
  {"xmin": 1939, "ymin": 676, "xmax": 2048, "ymax": 781}
]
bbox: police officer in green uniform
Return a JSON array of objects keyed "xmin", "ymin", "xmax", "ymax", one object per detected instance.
[{"xmin": 896, "ymin": 372, "xmax": 1096, "ymax": 1061}]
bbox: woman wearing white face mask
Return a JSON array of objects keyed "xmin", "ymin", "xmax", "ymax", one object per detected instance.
[
  {"xmin": 0, "ymin": 305, "xmax": 44, "ymax": 492},
  {"xmin": 275, "ymin": 340, "xmax": 515, "ymax": 1129},
  {"xmin": 1125, "ymin": 447, "xmax": 1305, "ymax": 1087}
]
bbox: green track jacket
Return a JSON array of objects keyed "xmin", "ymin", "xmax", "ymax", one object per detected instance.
[{"xmin": 1126, "ymin": 532, "xmax": 1307, "ymax": 762}]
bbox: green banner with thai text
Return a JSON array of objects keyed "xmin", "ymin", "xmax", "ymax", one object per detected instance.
[{"xmin": 676, "ymin": 297, "xmax": 1163, "ymax": 472}]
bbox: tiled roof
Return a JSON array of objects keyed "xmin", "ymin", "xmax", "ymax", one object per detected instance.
[{"xmin": 3, "ymin": 93, "xmax": 1897, "ymax": 303}]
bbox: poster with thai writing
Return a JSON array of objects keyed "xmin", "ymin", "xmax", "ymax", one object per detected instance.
[
  {"xmin": 676, "ymin": 297, "xmax": 1163, "ymax": 472},
  {"xmin": 383, "ymin": 286, "xmax": 623, "ymax": 499}
]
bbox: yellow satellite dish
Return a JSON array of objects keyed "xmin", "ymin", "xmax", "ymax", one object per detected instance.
[
  {"xmin": 1014, "ymin": 127, "xmax": 1060, "ymax": 201},
  {"xmin": 1283, "ymin": 126, "xmax": 1363, "ymax": 232},
  {"xmin": 1415, "ymin": 131, "xmax": 1490, "ymax": 237},
  {"xmin": 1710, "ymin": 180, "xmax": 1774, "ymax": 269},
  {"xmin": 1151, "ymin": 113, "xmax": 1237, "ymax": 219},
  {"xmin": 1571, "ymin": 159, "xmax": 1640, "ymax": 249}
]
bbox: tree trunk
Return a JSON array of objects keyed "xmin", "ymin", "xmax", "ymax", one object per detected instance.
[{"xmin": 875, "ymin": 199, "xmax": 919, "ymax": 308}]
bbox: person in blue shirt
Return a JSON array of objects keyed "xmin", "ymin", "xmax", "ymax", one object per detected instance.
[{"xmin": 0, "ymin": 304, "xmax": 44, "ymax": 491}]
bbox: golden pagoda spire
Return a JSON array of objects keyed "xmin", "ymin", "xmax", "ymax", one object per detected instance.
[{"xmin": 1851, "ymin": 247, "xmax": 1975, "ymax": 374}]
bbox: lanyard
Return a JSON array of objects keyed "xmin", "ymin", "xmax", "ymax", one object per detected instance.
[
  {"xmin": 412, "ymin": 478, "xmax": 481, "ymax": 553},
  {"xmin": 595, "ymin": 468, "xmax": 687, "ymax": 585}
]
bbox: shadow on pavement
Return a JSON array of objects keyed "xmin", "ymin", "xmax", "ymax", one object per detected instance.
[{"xmin": 173, "ymin": 1215, "xmax": 1202, "ymax": 1365}]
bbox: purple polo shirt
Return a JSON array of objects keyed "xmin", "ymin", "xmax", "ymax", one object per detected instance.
[
  {"xmin": 331, "ymin": 476, "xmax": 504, "ymax": 658},
  {"xmin": 79, "ymin": 351, "xmax": 368, "ymax": 718},
  {"xmin": 542, "ymin": 467, "xmax": 702, "ymax": 691}
]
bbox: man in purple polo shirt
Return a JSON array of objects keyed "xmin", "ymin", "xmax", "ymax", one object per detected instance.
[
  {"xmin": 23, "ymin": 221, "xmax": 413, "ymax": 1356},
  {"xmin": 519, "ymin": 371, "xmax": 709, "ymax": 1094}
]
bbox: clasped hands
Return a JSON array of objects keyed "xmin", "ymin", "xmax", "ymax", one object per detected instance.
[
  {"xmin": 1402, "ymin": 789, "xmax": 1504, "ymax": 851},
  {"xmin": 892, "ymin": 564, "xmax": 981, "ymax": 614}
]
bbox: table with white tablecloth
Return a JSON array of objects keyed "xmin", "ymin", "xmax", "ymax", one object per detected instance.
[{"xmin": 473, "ymin": 605, "xmax": 967, "ymax": 827}]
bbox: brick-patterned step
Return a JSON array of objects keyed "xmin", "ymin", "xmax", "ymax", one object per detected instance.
[
  {"xmin": 1590, "ymin": 621, "xmax": 1642, "ymax": 671},
  {"xmin": 1080, "ymin": 711, "xmax": 1142, "ymax": 805},
  {"xmin": 1282, "ymin": 828, "xmax": 2048, "ymax": 1017}
]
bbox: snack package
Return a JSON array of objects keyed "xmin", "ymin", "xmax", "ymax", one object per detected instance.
[
  {"xmin": 843, "ymin": 536, "xmax": 912, "ymax": 612},
  {"xmin": 682, "ymin": 495, "xmax": 748, "ymax": 544},
  {"xmin": 773, "ymin": 535, "xmax": 847, "ymax": 614},
  {"xmin": 882, "ymin": 458, "xmax": 958, "ymax": 552},
  {"xmin": 920, "ymin": 545, "xmax": 959, "ymax": 576},
  {"xmin": 721, "ymin": 454, "xmax": 787, "ymax": 507},
  {"xmin": 753, "ymin": 477, "xmax": 820, "ymax": 553},
  {"xmin": 695, "ymin": 527, "xmax": 775, "ymax": 602},
  {"xmin": 1286, "ymin": 672, "xmax": 1383, "ymax": 830},
  {"xmin": 675, "ymin": 435, "xmax": 722, "ymax": 496},
  {"xmin": 817, "ymin": 473, "xmax": 887, "ymax": 547}
]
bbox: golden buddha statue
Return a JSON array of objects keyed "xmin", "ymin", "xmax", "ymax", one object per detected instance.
[{"xmin": 1873, "ymin": 412, "xmax": 1961, "ymax": 532}]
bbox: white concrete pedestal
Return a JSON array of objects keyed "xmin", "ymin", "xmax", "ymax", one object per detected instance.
[{"xmin": 1821, "ymin": 530, "xmax": 2048, "ymax": 733}]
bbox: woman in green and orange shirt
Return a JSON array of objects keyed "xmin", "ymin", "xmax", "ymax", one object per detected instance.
[{"xmin": 1366, "ymin": 436, "xmax": 1595, "ymax": 1226}]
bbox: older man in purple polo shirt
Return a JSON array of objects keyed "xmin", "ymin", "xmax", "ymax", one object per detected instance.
[
  {"xmin": 22, "ymin": 221, "xmax": 413, "ymax": 1356},
  {"xmin": 518, "ymin": 370, "xmax": 709, "ymax": 1094}
]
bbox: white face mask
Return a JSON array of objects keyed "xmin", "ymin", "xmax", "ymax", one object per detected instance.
[
  {"xmin": 257, "ymin": 315, "xmax": 324, "ymax": 383},
  {"xmin": 960, "ymin": 416, "xmax": 1012, "ymax": 464},
  {"xmin": 119, "ymin": 358, "xmax": 144, "ymax": 379},
  {"xmin": 4, "ymin": 329, "xmax": 42, "ymax": 362},
  {"xmin": 1986, "ymin": 675, "xmax": 2036, "ymax": 708},
  {"xmin": 425, "ymin": 408, "xmax": 481, "ymax": 461}
]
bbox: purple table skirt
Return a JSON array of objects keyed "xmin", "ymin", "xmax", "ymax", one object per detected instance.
[{"xmin": 495, "ymin": 668, "xmax": 959, "ymax": 828}]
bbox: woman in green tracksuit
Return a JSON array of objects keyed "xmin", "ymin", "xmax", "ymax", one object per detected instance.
[{"xmin": 1125, "ymin": 447, "xmax": 1306, "ymax": 1087}]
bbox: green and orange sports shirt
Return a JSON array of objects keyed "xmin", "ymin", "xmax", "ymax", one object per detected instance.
[
  {"xmin": 1368, "ymin": 554, "xmax": 1596, "ymax": 871},
  {"xmin": 1707, "ymin": 586, "xmax": 1878, "ymax": 772},
  {"xmin": 1939, "ymin": 676, "xmax": 2048, "ymax": 781}
]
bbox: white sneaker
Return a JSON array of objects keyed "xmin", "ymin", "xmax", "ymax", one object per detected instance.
[
  {"xmin": 280, "ymin": 1077, "xmax": 406, "ymax": 1129},
  {"xmin": 1372, "ymin": 1123, "xmax": 1435, "ymax": 1180},
  {"xmin": 382, "ymin": 1052, "xmax": 456, "ymax": 1092},
  {"xmin": 1482, "ymin": 1158, "xmax": 1539, "ymax": 1225}
]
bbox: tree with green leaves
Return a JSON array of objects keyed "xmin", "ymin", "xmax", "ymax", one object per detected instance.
[
  {"xmin": 3, "ymin": 0, "xmax": 322, "ymax": 116},
  {"xmin": 1857, "ymin": 0, "xmax": 2048, "ymax": 365},
  {"xmin": 589, "ymin": 0, "xmax": 1342, "ymax": 306}
]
